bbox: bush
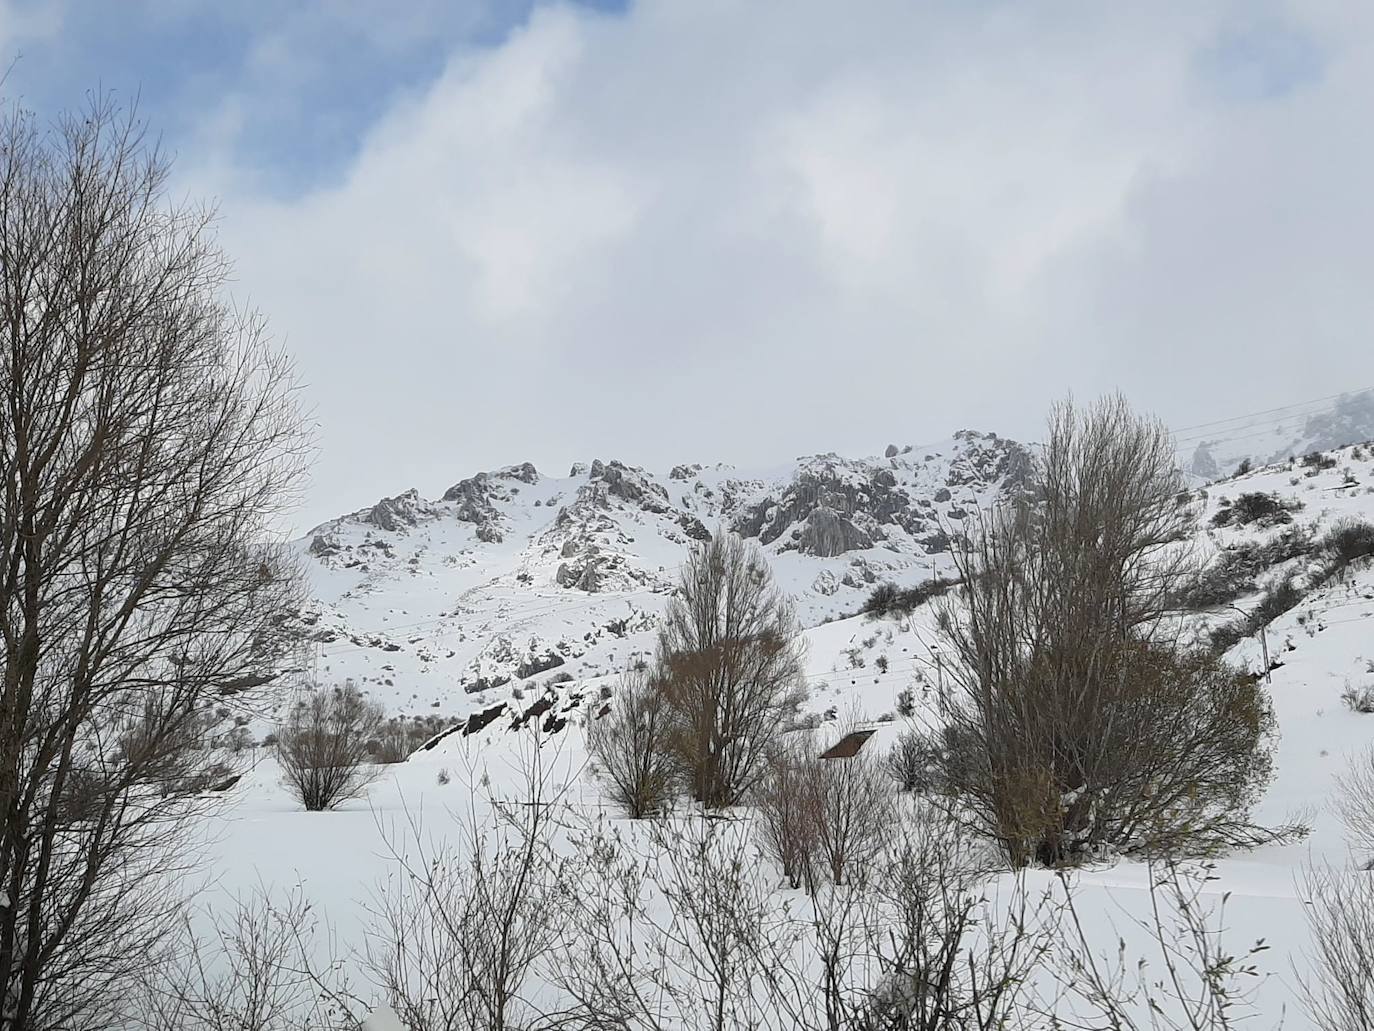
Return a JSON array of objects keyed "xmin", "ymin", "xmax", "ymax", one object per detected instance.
[
  {"xmin": 1304, "ymin": 451, "xmax": 1338, "ymax": 470},
  {"xmin": 942, "ymin": 642, "xmax": 1275, "ymax": 864},
  {"xmin": 1182, "ymin": 527, "xmax": 1316, "ymax": 610},
  {"xmin": 754, "ymin": 730, "xmax": 894, "ymax": 887},
  {"xmin": 1342, "ymin": 683, "xmax": 1374, "ymax": 714},
  {"xmin": 885, "ymin": 727, "xmax": 942, "ymax": 793},
  {"xmin": 895, "ymin": 686, "xmax": 916, "ymax": 718},
  {"xmin": 863, "ymin": 577, "xmax": 958, "ymax": 619},
  {"xmin": 1208, "ymin": 573, "xmax": 1302, "ymax": 653},
  {"xmin": 1209, "ymin": 491, "xmax": 1301, "ymax": 529},
  {"xmin": 276, "ymin": 683, "xmax": 385, "ymax": 811},
  {"xmin": 586, "ymin": 666, "xmax": 675, "ymax": 819},
  {"xmin": 1321, "ymin": 518, "xmax": 1374, "ymax": 567}
]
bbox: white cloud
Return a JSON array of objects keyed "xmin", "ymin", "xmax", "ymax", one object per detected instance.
[{"xmin": 191, "ymin": 0, "xmax": 1374, "ymax": 530}]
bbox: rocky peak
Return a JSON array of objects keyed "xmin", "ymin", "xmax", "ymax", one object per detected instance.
[
  {"xmin": 441, "ymin": 473, "xmax": 506, "ymax": 543},
  {"xmin": 586, "ymin": 459, "xmax": 671, "ymax": 514},
  {"xmin": 364, "ymin": 488, "xmax": 431, "ymax": 533}
]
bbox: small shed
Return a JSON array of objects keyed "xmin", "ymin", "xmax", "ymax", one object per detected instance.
[{"xmin": 818, "ymin": 728, "xmax": 877, "ymax": 760}]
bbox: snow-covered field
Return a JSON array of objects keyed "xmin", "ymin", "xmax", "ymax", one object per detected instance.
[{"xmin": 193, "ymin": 439, "xmax": 1374, "ymax": 1026}]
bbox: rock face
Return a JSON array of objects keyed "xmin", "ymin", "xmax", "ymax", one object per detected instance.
[
  {"xmin": 798, "ymin": 507, "xmax": 873, "ymax": 557},
  {"xmin": 588, "ymin": 459, "xmax": 671, "ymax": 513},
  {"xmin": 365, "ymin": 489, "xmax": 430, "ymax": 532}
]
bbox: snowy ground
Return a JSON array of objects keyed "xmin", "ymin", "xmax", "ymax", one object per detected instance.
[{"xmin": 190, "ymin": 444, "xmax": 1374, "ymax": 1026}]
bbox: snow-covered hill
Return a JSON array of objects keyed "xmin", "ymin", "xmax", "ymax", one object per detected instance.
[
  {"xmin": 280, "ymin": 430, "xmax": 1030, "ymax": 725},
  {"xmin": 1181, "ymin": 388, "xmax": 1374, "ymax": 481},
  {"xmin": 191, "ymin": 422, "xmax": 1374, "ymax": 1029}
]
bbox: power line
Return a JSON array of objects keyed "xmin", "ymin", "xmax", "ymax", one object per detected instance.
[{"xmin": 1171, "ymin": 387, "xmax": 1373, "ymax": 437}]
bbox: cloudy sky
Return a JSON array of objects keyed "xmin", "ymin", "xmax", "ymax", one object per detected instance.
[{"xmin": 3, "ymin": 0, "xmax": 1370, "ymax": 531}]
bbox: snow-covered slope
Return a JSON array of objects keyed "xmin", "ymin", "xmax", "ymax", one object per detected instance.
[
  {"xmin": 280, "ymin": 430, "xmax": 1030, "ymax": 725},
  {"xmin": 202, "ymin": 434, "xmax": 1374, "ymax": 1028},
  {"xmin": 1181, "ymin": 388, "xmax": 1374, "ymax": 480}
]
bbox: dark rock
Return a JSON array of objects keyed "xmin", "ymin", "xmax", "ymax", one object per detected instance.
[
  {"xmin": 498, "ymin": 462, "xmax": 539, "ymax": 484},
  {"xmin": 678, "ymin": 514, "xmax": 711, "ymax": 541},
  {"xmin": 365, "ymin": 489, "xmax": 428, "ymax": 532},
  {"xmin": 884, "ymin": 444, "xmax": 899, "ymax": 458},
  {"xmin": 308, "ymin": 533, "xmax": 340, "ymax": 557},
  {"xmin": 797, "ymin": 507, "xmax": 872, "ymax": 557}
]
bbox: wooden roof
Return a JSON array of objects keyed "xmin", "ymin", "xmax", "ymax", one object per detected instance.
[{"xmin": 819, "ymin": 728, "xmax": 877, "ymax": 760}]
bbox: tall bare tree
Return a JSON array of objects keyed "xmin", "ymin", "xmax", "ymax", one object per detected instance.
[
  {"xmin": 0, "ymin": 96, "xmax": 307, "ymax": 1028},
  {"xmin": 656, "ymin": 533, "xmax": 807, "ymax": 809},
  {"xmin": 936, "ymin": 396, "xmax": 1274, "ymax": 866}
]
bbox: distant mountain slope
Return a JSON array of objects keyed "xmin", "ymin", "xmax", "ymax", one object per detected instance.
[
  {"xmin": 285, "ymin": 431, "xmax": 1031, "ymax": 720},
  {"xmin": 1182, "ymin": 389, "xmax": 1374, "ymax": 480},
  {"xmin": 273, "ymin": 395, "xmax": 1374, "ymax": 740}
]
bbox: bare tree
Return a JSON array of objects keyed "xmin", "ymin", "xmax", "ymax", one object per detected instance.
[
  {"xmin": 656, "ymin": 533, "xmax": 807, "ymax": 808},
  {"xmin": 586, "ymin": 664, "xmax": 676, "ymax": 818},
  {"xmin": 810, "ymin": 745, "xmax": 894, "ymax": 888},
  {"xmin": 1049, "ymin": 860, "xmax": 1274, "ymax": 1030},
  {"xmin": 556, "ymin": 796, "xmax": 1046, "ymax": 1031},
  {"xmin": 139, "ymin": 888, "xmax": 360, "ymax": 1031},
  {"xmin": 1333, "ymin": 745, "xmax": 1374, "ymax": 870},
  {"xmin": 1299, "ymin": 864, "xmax": 1374, "ymax": 1030},
  {"xmin": 276, "ymin": 683, "xmax": 384, "ymax": 811},
  {"xmin": 0, "ymin": 96, "xmax": 307, "ymax": 1029},
  {"xmin": 755, "ymin": 731, "xmax": 822, "ymax": 889},
  {"xmin": 361, "ymin": 730, "xmax": 576, "ymax": 1031},
  {"xmin": 936, "ymin": 396, "xmax": 1276, "ymax": 866},
  {"xmin": 886, "ymin": 834, "xmax": 1042, "ymax": 1029}
]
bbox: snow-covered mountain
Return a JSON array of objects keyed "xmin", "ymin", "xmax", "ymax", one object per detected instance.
[
  {"xmin": 213, "ymin": 424, "xmax": 1374, "ymax": 1028},
  {"xmin": 1181, "ymin": 388, "xmax": 1374, "ymax": 480},
  {"xmin": 284, "ymin": 430, "xmax": 1030, "ymax": 723}
]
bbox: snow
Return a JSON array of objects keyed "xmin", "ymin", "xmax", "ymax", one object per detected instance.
[{"xmin": 188, "ymin": 439, "xmax": 1374, "ymax": 1026}]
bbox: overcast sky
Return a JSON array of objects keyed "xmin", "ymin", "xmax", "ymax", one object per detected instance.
[{"xmin": 3, "ymin": 0, "xmax": 1371, "ymax": 532}]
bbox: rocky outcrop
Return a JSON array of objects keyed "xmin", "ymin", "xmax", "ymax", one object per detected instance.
[
  {"xmin": 589, "ymin": 459, "xmax": 671, "ymax": 514},
  {"xmin": 733, "ymin": 454, "xmax": 913, "ymax": 554},
  {"xmin": 945, "ymin": 431, "xmax": 1034, "ymax": 493},
  {"xmin": 498, "ymin": 462, "xmax": 539, "ymax": 484},
  {"xmin": 442, "ymin": 474, "xmax": 505, "ymax": 543},
  {"xmin": 364, "ymin": 489, "xmax": 430, "ymax": 532},
  {"xmin": 797, "ymin": 506, "xmax": 873, "ymax": 557}
]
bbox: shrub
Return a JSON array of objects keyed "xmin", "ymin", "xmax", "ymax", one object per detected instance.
[
  {"xmin": 276, "ymin": 683, "xmax": 385, "ymax": 811},
  {"xmin": 1303, "ymin": 451, "xmax": 1338, "ymax": 470},
  {"xmin": 754, "ymin": 730, "xmax": 894, "ymax": 887},
  {"xmin": 895, "ymin": 686, "xmax": 916, "ymax": 718},
  {"xmin": 1342, "ymin": 683, "xmax": 1374, "ymax": 714},
  {"xmin": 1209, "ymin": 573, "xmax": 1303, "ymax": 653},
  {"xmin": 1209, "ymin": 491, "xmax": 1301, "ymax": 529},
  {"xmin": 1321, "ymin": 518, "xmax": 1374, "ymax": 567},
  {"xmin": 586, "ymin": 665, "xmax": 676, "ymax": 819},
  {"xmin": 863, "ymin": 577, "xmax": 958, "ymax": 619},
  {"xmin": 885, "ymin": 727, "xmax": 942, "ymax": 793}
]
